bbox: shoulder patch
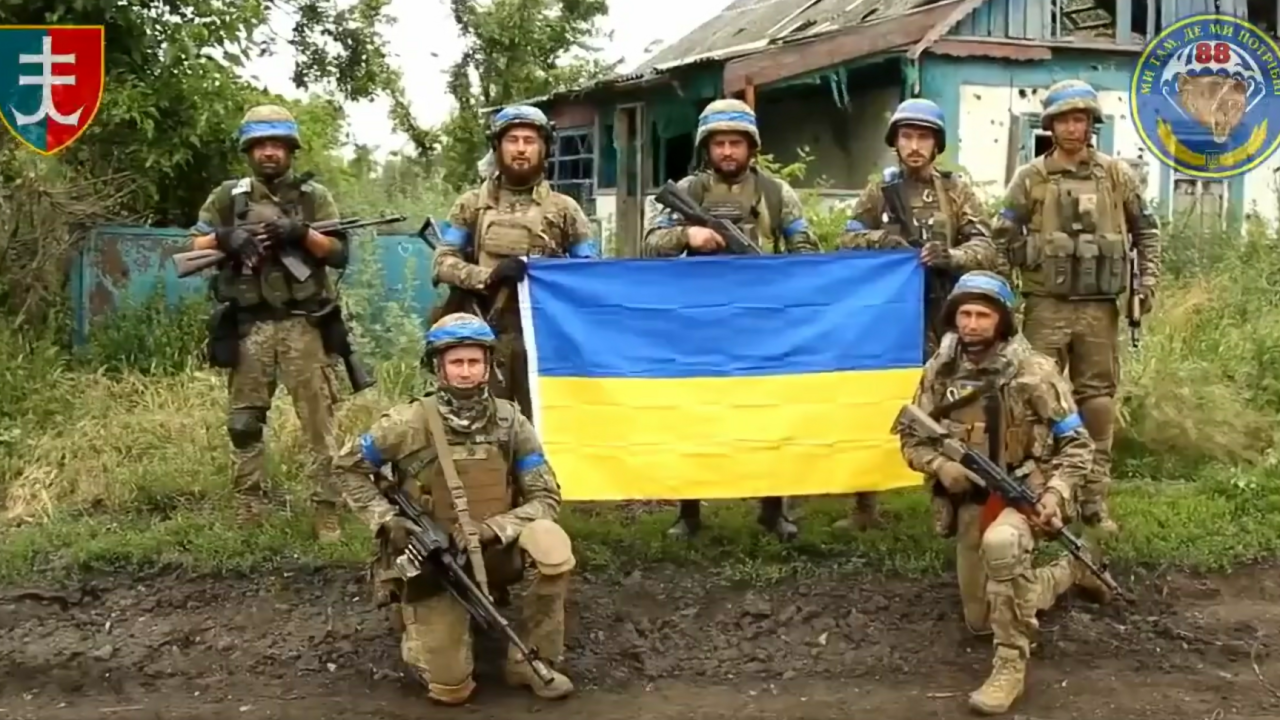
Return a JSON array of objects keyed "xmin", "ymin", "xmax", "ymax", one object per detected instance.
[
  {"xmin": 493, "ymin": 399, "xmax": 519, "ymax": 428},
  {"xmin": 232, "ymin": 177, "xmax": 252, "ymax": 196}
]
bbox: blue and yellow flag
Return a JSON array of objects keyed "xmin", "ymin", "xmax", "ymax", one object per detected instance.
[{"xmin": 517, "ymin": 251, "xmax": 926, "ymax": 501}]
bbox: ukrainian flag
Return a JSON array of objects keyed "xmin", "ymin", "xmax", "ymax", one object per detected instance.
[{"xmin": 517, "ymin": 250, "xmax": 926, "ymax": 501}]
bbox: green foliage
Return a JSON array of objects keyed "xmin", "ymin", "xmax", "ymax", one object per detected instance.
[{"xmin": 437, "ymin": 0, "xmax": 620, "ymax": 189}]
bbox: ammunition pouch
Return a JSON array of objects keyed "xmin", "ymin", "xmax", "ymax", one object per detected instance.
[{"xmin": 206, "ymin": 303, "xmax": 241, "ymax": 369}]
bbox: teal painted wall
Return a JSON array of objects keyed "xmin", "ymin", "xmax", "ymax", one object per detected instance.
[{"xmin": 919, "ymin": 52, "xmax": 1244, "ymax": 223}]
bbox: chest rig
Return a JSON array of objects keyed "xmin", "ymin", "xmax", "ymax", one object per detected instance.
[
  {"xmin": 1020, "ymin": 156, "xmax": 1129, "ymax": 299},
  {"xmin": 212, "ymin": 177, "xmax": 328, "ymax": 309},
  {"xmin": 381, "ymin": 396, "xmax": 520, "ymax": 533},
  {"xmin": 475, "ymin": 180, "xmax": 565, "ymax": 270},
  {"xmin": 687, "ymin": 169, "xmax": 785, "ymax": 253},
  {"xmin": 880, "ymin": 171, "xmax": 956, "ymax": 247}
]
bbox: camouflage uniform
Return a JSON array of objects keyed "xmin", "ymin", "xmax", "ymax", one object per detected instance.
[
  {"xmin": 642, "ymin": 99, "xmax": 817, "ymax": 542},
  {"xmin": 994, "ymin": 81, "xmax": 1161, "ymax": 535},
  {"xmin": 432, "ymin": 105, "xmax": 600, "ymax": 421},
  {"xmin": 191, "ymin": 105, "xmax": 348, "ymax": 540},
  {"xmin": 334, "ymin": 313, "xmax": 575, "ymax": 705},
  {"xmin": 836, "ymin": 99, "xmax": 1000, "ymax": 531},
  {"xmin": 898, "ymin": 271, "xmax": 1112, "ymax": 715}
]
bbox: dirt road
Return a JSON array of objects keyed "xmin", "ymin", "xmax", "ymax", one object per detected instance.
[{"xmin": 0, "ymin": 562, "xmax": 1276, "ymax": 719}]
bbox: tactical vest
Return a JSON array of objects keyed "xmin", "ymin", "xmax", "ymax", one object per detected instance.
[
  {"xmin": 1021, "ymin": 154, "xmax": 1129, "ymax": 298},
  {"xmin": 937, "ymin": 374, "xmax": 1028, "ymax": 472},
  {"xmin": 474, "ymin": 179, "xmax": 564, "ymax": 270},
  {"xmin": 879, "ymin": 171, "xmax": 956, "ymax": 247},
  {"xmin": 686, "ymin": 169, "xmax": 785, "ymax": 253},
  {"xmin": 386, "ymin": 397, "xmax": 518, "ymax": 534},
  {"xmin": 211, "ymin": 177, "xmax": 331, "ymax": 309}
]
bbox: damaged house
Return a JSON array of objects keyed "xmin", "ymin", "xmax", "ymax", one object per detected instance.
[{"xmin": 525, "ymin": 0, "xmax": 1280, "ymax": 253}]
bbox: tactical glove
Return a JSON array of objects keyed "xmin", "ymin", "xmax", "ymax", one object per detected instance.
[
  {"xmin": 263, "ymin": 217, "xmax": 310, "ymax": 248},
  {"xmin": 378, "ymin": 516, "xmax": 417, "ymax": 549},
  {"xmin": 486, "ymin": 257, "xmax": 528, "ymax": 288},
  {"xmin": 215, "ymin": 227, "xmax": 261, "ymax": 264}
]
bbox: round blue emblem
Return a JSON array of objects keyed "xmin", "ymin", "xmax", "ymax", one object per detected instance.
[{"xmin": 1131, "ymin": 14, "xmax": 1280, "ymax": 179}]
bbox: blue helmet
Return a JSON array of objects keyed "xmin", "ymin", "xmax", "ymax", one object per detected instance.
[
  {"xmin": 424, "ymin": 312, "xmax": 497, "ymax": 357},
  {"xmin": 884, "ymin": 99, "xmax": 946, "ymax": 154},
  {"xmin": 487, "ymin": 104, "xmax": 554, "ymax": 147},
  {"xmin": 1041, "ymin": 80, "xmax": 1103, "ymax": 130},
  {"xmin": 942, "ymin": 271, "xmax": 1017, "ymax": 337}
]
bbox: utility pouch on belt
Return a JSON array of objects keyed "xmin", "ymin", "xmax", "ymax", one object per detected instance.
[{"xmin": 206, "ymin": 303, "xmax": 240, "ymax": 369}]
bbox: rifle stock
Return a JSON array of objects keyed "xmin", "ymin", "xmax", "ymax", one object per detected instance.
[
  {"xmin": 892, "ymin": 403, "xmax": 1130, "ymax": 602},
  {"xmin": 654, "ymin": 180, "xmax": 764, "ymax": 255},
  {"xmin": 172, "ymin": 214, "xmax": 408, "ymax": 280},
  {"xmin": 384, "ymin": 486, "xmax": 556, "ymax": 686},
  {"xmin": 1128, "ymin": 242, "xmax": 1142, "ymax": 349}
]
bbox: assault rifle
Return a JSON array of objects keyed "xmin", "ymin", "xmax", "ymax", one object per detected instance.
[
  {"xmin": 892, "ymin": 404, "xmax": 1130, "ymax": 602},
  {"xmin": 653, "ymin": 179, "xmax": 764, "ymax": 255},
  {"xmin": 880, "ymin": 171, "xmax": 955, "ymax": 309},
  {"xmin": 418, "ymin": 216, "xmax": 511, "ymax": 326},
  {"xmin": 173, "ymin": 214, "xmax": 408, "ymax": 280},
  {"xmin": 384, "ymin": 487, "xmax": 556, "ymax": 686}
]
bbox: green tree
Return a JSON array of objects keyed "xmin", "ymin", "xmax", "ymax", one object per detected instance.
[{"xmin": 438, "ymin": 0, "xmax": 619, "ymax": 189}]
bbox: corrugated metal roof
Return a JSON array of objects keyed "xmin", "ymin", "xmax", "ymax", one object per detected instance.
[{"xmin": 633, "ymin": 0, "xmax": 945, "ymax": 73}]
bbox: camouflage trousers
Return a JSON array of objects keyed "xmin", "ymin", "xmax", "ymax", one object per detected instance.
[
  {"xmin": 226, "ymin": 316, "xmax": 341, "ymax": 504},
  {"xmin": 954, "ymin": 503, "xmax": 1074, "ymax": 653},
  {"xmin": 1021, "ymin": 296, "xmax": 1118, "ymax": 513},
  {"xmin": 394, "ymin": 543, "xmax": 570, "ymax": 702}
]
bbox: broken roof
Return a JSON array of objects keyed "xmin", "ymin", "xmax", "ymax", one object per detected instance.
[{"xmin": 633, "ymin": 0, "xmax": 946, "ymax": 74}]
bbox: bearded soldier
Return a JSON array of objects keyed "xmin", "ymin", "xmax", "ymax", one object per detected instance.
[
  {"xmin": 334, "ymin": 312, "xmax": 575, "ymax": 704},
  {"xmin": 432, "ymin": 105, "xmax": 600, "ymax": 420},
  {"xmin": 642, "ymin": 98, "xmax": 818, "ymax": 543},
  {"xmin": 189, "ymin": 104, "xmax": 348, "ymax": 541},
  {"xmin": 834, "ymin": 98, "xmax": 999, "ymax": 532},
  {"xmin": 896, "ymin": 271, "xmax": 1114, "ymax": 715},
  {"xmin": 994, "ymin": 80, "xmax": 1161, "ymax": 536}
]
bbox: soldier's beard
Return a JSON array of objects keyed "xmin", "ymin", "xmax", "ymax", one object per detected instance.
[
  {"xmin": 712, "ymin": 157, "xmax": 748, "ymax": 181},
  {"xmin": 252, "ymin": 158, "xmax": 290, "ymax": 181},
  {"xmin": 498, "ymin": 157, "xmax": 544, "ymax": 188}
]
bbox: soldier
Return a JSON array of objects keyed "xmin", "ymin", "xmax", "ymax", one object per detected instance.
[
  {"xmin": 432, "ymin": 105, "xmax": 600, "ymax": 420},
  {"xmin": 835, "ymin": 98, "xmax": 1000, "ymax": 531},
  {"xmin": 333, "ymin": 312, "xmax": 575, "ymax": 705},
  {"xmin": 994, "ymin": 80, "xmax": 1161, "ymax": 536},
  {"xmin": 188, "ymin": 104, "xmax": 349, "ymax": 542},
  {"xmin": 896, "ymin": 271, "xmax": 1114, "ymax": 715},
  {"xmin": 642, "ymin": 98, "xmax": 819, "ymax": 543}
]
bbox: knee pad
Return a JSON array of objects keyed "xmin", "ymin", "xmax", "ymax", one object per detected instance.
[
  {"xmin": 227, "ymin": 408, "xmax": 266, "ymax": 449},
  {"xmin": 518, "ymin": 519, "xmax": 575, "ymax": 576},
  {"xmin": 981, "ymin": 524, "xmax": 1029, "ymax": 581}
]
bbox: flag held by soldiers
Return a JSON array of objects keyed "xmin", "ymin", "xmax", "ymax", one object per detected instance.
[
  {"xmin": 0, "ymin": 25, "xmax": 106, "ymax": 156},
  {"xmin": 517, "ymin": 250, "xmax": 927, "ymax": 501}
]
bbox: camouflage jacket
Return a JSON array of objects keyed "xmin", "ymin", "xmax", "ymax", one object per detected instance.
[
  {"xmin": 432, "ymin": 177, "xmax": 599, "ymax": 292},
  {"xmin": 838, "ymin": 166, "xmax": 998, "ymax": 275},
  {"xmin": 333, "ymin": 394, "xmax": 562, "ymax": 546},
  {"xmin": 994, "ymin": 149, "xmax": 1161, "ymax": 294},
  {"xmin": 899, "ymin": 333, "xmax": 1093, "ymax": 503},
  {"xmin": 642, "ymin": 169, "xmax": 820, "ymax": 256}
]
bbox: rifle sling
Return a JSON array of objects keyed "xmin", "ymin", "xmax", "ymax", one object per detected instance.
[{"xmin": 422, "ymin": 397, "xmax": 492, "ymax": 600}]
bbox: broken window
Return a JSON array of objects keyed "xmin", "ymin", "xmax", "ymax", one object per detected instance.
[
  {"xmin": 651, "ymin": 130, "xmax": 695, "ymax": 187},
  {"xmin": 548, "ymin": 129, "xmax": 595, "ymax": 213},
  {"xmin": 1247, "ymin": 0, "xmax": 1278, "ymax": 36}
]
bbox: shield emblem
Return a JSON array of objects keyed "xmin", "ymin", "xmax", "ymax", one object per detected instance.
[{"xmin": 0, "ymin": 25, "xmax": 105, "ymax": 156}]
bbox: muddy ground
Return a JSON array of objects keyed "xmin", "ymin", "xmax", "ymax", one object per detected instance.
[{"xmin": 0, "ymin": 561, "xmax": 1276, "ymax": 720}]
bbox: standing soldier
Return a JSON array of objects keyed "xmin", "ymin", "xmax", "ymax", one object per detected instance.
[
  {"xmin": 188, "ymin": 104, "xmax": 350, "ymax": 542},
  {"xmin": 334, "ymin": 313, "xmax": 575, "ymax": 704},
  {"xmin": 994, "ymin": 80, "xmax": 1161, "ymax": 536},
  {"xmin": 432, "ymin": 105, "xmax": 601, "ymax": 421},
  {"xmin": 895, "ymin": 270, "xmax": 1114, "ymax": 715},
  {"xmin": 835, "ymin": 98, "xmax": 1000, "ymax": 531},
  {"xmin": 642, "ymin": 98, "xmax": 818, "ymax": 542}
]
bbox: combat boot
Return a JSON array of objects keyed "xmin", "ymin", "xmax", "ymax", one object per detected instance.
[
  {"xmin": 1081, "ymin": 501, "xmax": 1119, "ymax": 537},
  {"xmin": 832, "ymin": 492, "xmax": 884, "ymax": 531},
  {"xmin": 666, "ymin": 500, "xmax": 702, "ymax": 539},
  {"xmin": 504, "ymin": 656, "xmax": 574, "ymax": 699},
  {"xmin": 313, "ymin": 501, "xmax": 342, "ymax": 544},
  {"xmin": 968, "ymin": 647, "xmax": 1026, "ymax": 715},
  {"xmin": 757, "ymin": 497, "xmax": 799, "ymax": 542},
  {"xmin": 1070, "ymin": 550, "xmax": 1116, "ymax": 604}
]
